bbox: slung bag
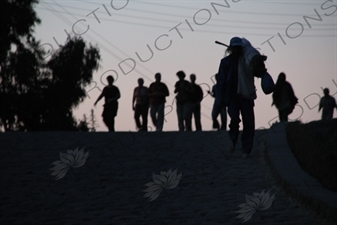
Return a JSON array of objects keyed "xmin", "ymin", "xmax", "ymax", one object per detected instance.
[{"xmin": 261, "ymin": 72, "xmax": 275, "ymax": 95}]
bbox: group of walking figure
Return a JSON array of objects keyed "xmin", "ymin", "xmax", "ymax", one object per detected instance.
[
  {"xmin": 94, "ymin": 71, "xmax": 205, "ymax": 132},
  {"xmin": 94, "ymin": 36, "xmax": 337, "ymax": 158}
]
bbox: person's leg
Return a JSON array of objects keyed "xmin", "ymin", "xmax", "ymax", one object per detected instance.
[
  {"xmin": 103, "ymin": 116, "xmax": 114, "ymax": 132},
  {"xmin": 279, "ymin": 109, "xmax": 288, "ymax": 122},
  {"xmin": 278, "ymin": 109, "xmax": 283, "ymax": 122},
  {"xmin": 103, "ymin": 106, "xmax": 114, "ymax": 132},
  {"xmin": 134, "ymin": 105, "xmax": 142, "ymax": 130},
  {"xmin": 190, "ymin": 103, "xmax": 195, "ymax": 130},
  {"xmin": 284, "ymin": 107, "xmax": 291, "ymax": 122},
  {"xmin": 322, "ymin": 109, "xmax": 333, "ymax": 120},
  {"xmin": 176, "ymin": 102, "xmax": 184, "ymax": 131},
  {"xmin": 183, "ymin": 102, "xmax": 193, "ymax": 131},
  {"xmin": 150, "ymin": 105, "xmax": 157, "ymax": 128},
  {"xmin": 141, "ymin": 104, "xmax": 149, "ymax": 131},
  {"xmin": 327, "ymin": 109, "xmax": 334, "ymax": 119},
  {"xmin": 111, "ymin": 104, "xmax": 118, "ymax": 132},
  {"xmin": 227, "ymin": 101, "xmax": 241, "ymax": 147},
  {"xmin": 156, "ymin": 103, "xmax": 165, "ymax": 131},
  {"xmin": 110, "ymin": 117, "xmax": 115, "ymax": 132},
  {"xmin": 220, "ymin": 106, "xmax": 227, "ymax": 130},
  {"xmin": 190, "ymin": 103, "xmax": 196, "ymax": 131},
  {"xmin": 211, "ymin": 102, "xmax": 220, "ymax": 129},
  {"xmin": 322, "ymin": 110, "xmax": 328, "ymax": 120},
  {"xmin": 194, "ymin": 103, "xmax": 202, "ymax": 131},
  {"xmin": 241, "ymin": 100, "xmax": 255, "ymax": 155},
  {"xmin": 103, "ymin": 116, "xmax": 109, "ymax": 130}
]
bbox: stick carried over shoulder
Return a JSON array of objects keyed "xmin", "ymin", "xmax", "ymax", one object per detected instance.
[{"xmin": 215, "ymin": 41, "xmax": 229, "ymax": 47}]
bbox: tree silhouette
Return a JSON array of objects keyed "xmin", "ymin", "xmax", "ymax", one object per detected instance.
[
  {"xmin": 89, "ymin": 109, "xmax": 98, "ymax": 132},
  {"xmin": 77, "ymin": 114, "xmax": 89, "ymax": 132},
  {"xmin": 39, "ymin": 37, "xmax": 100, "ymax": 130},
  {"xmin": 1, "ymin": 0, "xmax": 43, "ymax": 131},
  {"xmin": 0, "ymin": 0, "xmax": 101, "ymax": 131},
  {"xmin": 76, "ymin": 109, "xmax": 98, "ymax": 132},
  {"xmin": 0, "ymin": 0, "xmax": 41, "ymax": 64}
]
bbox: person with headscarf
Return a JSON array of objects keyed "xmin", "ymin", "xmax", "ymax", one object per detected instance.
[
  {"xmin": 272, "ymin": 72, "xmax": 298, "ymax": 122},
  {"xmin": 217, "ymin": 37, "xmax": 258, "ymax": 158}
]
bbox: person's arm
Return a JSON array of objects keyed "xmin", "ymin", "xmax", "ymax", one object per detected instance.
[
  {"xmin": 174, "ymin": 82, "xmax": 179, "ymax": 94},
  {"xmin": 94, "ymin": 89, "xmax": 105, "ymax": 106},
  {"xmin": 288, "ymin": 83, "xmax": 298, "ymax": 106},
  {"xmin": 116, "ymin": 88, "xmax": 121, "ymax": 100},
  {"xmin": 132, "ymin": 88, "xmax": 136, "ymax": 110},
  {"xmin": 198, "ymin": 86, "xmax": 204, "ymax": 102},
  {"xmin": 164, "ymin": 84, "xmax": 169, "ymax": 97},
  {"xmin": 318, "ymin": 98, "xmax": 323, "ymax": 112},
  {"xmin": 216, "ymin": 59, "xmax": 226, "ymax": 99},
  {"xmin": 208, "ymin": 85, "xmax": 215, "ymax": 98},
  {"xmin": 144, "ymin": 87, "xmax": 149, "ymax": 104},
  {"xmin": 147, "ymin": 84, "xmax": 155, "ymax": 97},
  {"xmin": 208, "ymin": 91, "xmax": 215, "ymax": 98}
]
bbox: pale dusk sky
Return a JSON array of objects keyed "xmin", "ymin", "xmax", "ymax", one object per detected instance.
[{"xmin": 33, "ymin": 0, "xmax": 337, "ymax": 131}]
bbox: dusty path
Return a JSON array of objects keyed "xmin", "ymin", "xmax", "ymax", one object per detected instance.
[{"xmin": 0, "ymin": 131, "xmax": 329, "ymax": 224}]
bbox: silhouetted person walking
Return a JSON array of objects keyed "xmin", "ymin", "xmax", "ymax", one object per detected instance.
[
  {"xmin": 208, "ymin": 74, "xmax": 227, "ymax": 130},
  {"xmin": 148, "ymin": 73, "xmax": 170, "ymax": 131},
  {"xmin": 319, "ymin": 88, "xmax": 337, "ymax": 120},
  {"xmin": 94, "ymin": 76, "xmax": 120, "ymax": 132},
  {"xmin": 217, "ymin": 37, "xmax": 267, "ymax": 158},
  {"xmin": 189, "ymin": 74, "xmax": 203, "ymax": 131},
  {"xmin": 272, "ymin": 72, "xmax": 298, "ymax": 122},
  {"xmin": 174, "ymin": 71, "xmax": 193, "ymax": 131},
  {"xmin": 132, "ymin": 78, "xmax": 149, "ymax": 131}
]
